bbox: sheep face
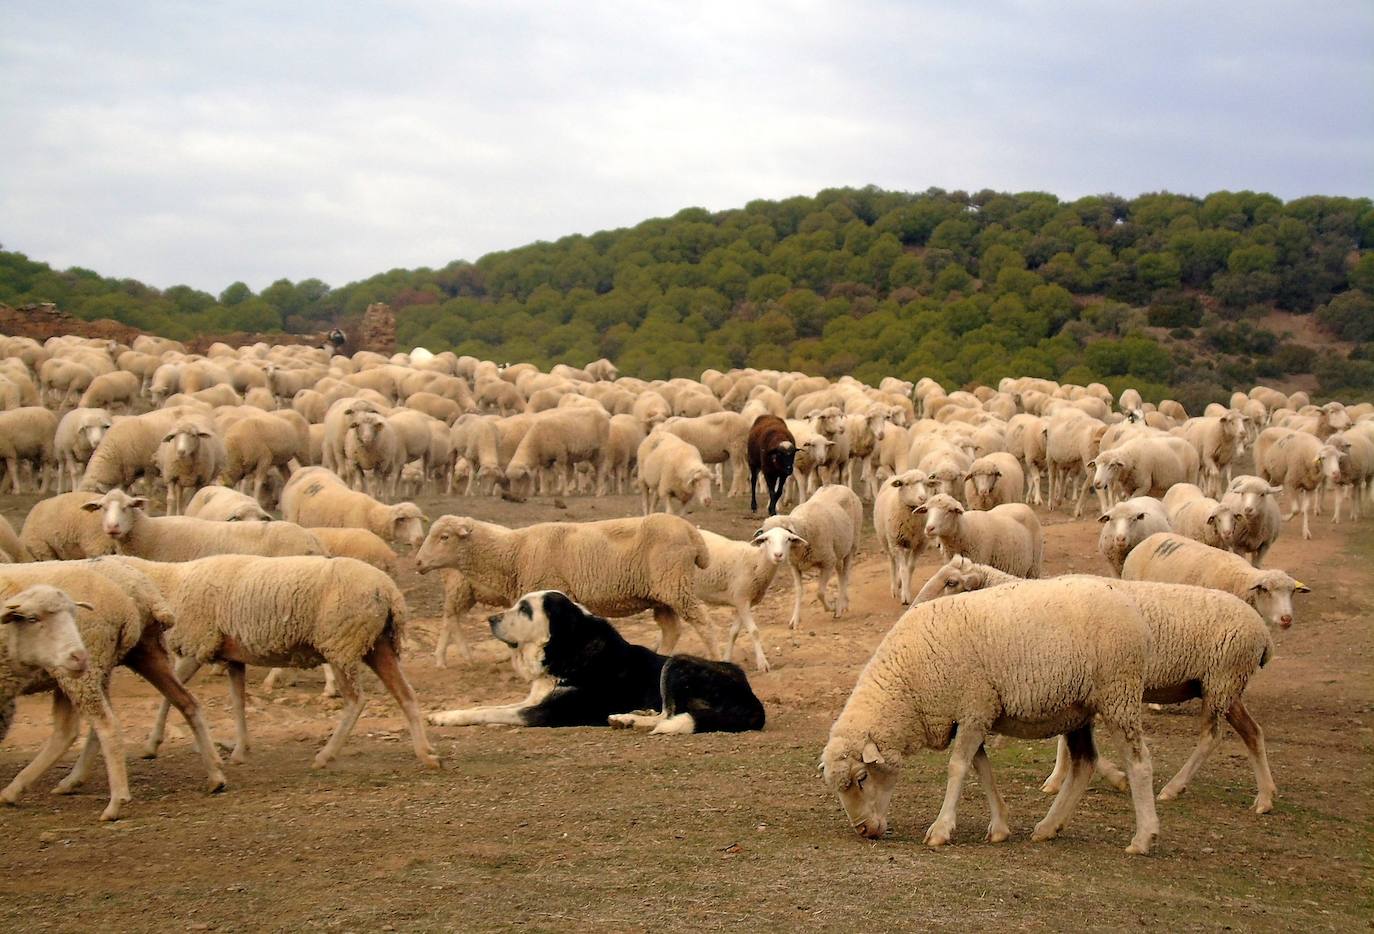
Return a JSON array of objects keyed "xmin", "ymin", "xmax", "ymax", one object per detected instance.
[
  {"xmin": 1247, "ymin": 572, "xmax": 1309, "ymax": 630},
  {"xmin": 764, "ymin": 441, "xmax": 796, "ymax": 480},
  {"xmin": 1206, "ymin": 505, "xmax": 1237, "ymax": 545},
  {"xmin": 809, "ymin": 407, "xmax": 844, "ymax": 438},
  {"xmin": 390, "ymin": 503, "xmax": 427, "ymax": 549},
  {"xmin": 83, "ymin": 488, "xmax": 146, "ymax": 541},
  {"xmin": 163, "ymin": 423, "xmax": 211, "ymax": 460},
  {"xmin": 683, "ymin": 467, "xmax": 713, "ymax": 511},
  {"xmin": 967, "ymin": 467, "xmax": 1002, "ymax": 498},
  {"xmin": 1090, "ymin": 453, "xmax": 1126, "ymax": 491},
  {"xmin": 912, "ymin": 558, "xmax": 987, "ymax": 604},
  {"xmin": 414, "ymin": 515, "xmax": 470, "ymax": 573},
  {"xmin": 750, "ymin": 527, "xmax": 805, "ymax": 564},
  {"xmin": 821, "ymin": 740, "xmax": 898, "ymax": 840},
  {"xmin": 1316, "ymin": 446, "xmax": 1344, "ymax": 485},
  {"xmin": 80, "ymin": 416, "xmax": 112, "ymax": 453},
  {"xmin": 350, "ymin": 411, "xmax": 385, "ymax": 446},
  {"xmin": 228, "ymin": 503, "xmax": 272, "ymax": 522},
  {"xmin": 1, "ymin": 585, "xmax": 92, "ymax": 675},
  {"xmin": 888, "ymin": 471, "xmax": 929, "ymax": 509},
  {"xmin": 1098, "ymin": 507, "xmax": 1152, "ymax": 551},
  {"xmin": 1228, "ymin": 478, "xmax": 1283, "ymax": 519},
  {"xmin": 927, "ymin": 466, "xmax": 964, "ymax": 500},
  {"xmin": 916, "ymin": 494, "xmax": 963, "ymax": 540}
]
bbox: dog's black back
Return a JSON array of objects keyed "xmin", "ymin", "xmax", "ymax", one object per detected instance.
[{"xmin": 661, "ymin": 656, "xmax": 766, "ymax": 732}]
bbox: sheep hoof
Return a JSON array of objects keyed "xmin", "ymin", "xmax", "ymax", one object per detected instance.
[
  {"xmin": 1039, "ymin": 779, "xmax": 1062, "ymax": 795},
  {"xmin": 1029, "ymin": 823, "xmax": 1059, "ymax": 843},
  {"xmin": 207, "ymin": 776, "xmax": 228, "ymax": 794},
  {"xmin": 922, "ymin": 824, "xmax": 952, "ymax": 847},
  {"xmin": 418, "ymin": 754, "xmax": 441, "ymax": 770},
  {"xmin": 1252, "ymin": 797, "xmax": 1273, "ymax": 815},
  {"xmin": 99, "ymin": 798, "xmax": 129, "ymax": 822},
  {"xmin": 1157, "ymin": 785, "xmax": 1183, "ymax": 802},
  {"xmin": 140, "ymin": 746, "xmax": 159, "ymax": 760},
  {"xmin": 310, "ymin": 754, "xmax": 332, "ymax": 769},
  {"xmin": 1125, "ymin": 834, "xmax": 1155, "ymax": 856},
  {"xmin": 986, "ymin": 824, "xmax": 1010, "ymax": 844},
  {"xmin": 1105, "ymin": 774, "xmax": 1130, "ymax": 793},
  {"xmin": 229, "ymin": 750, "xmax": 248, "ymax": 766},
  {"xmin": 52, "ymin": 778, "xmax": 81, "ymax": 796},
  {"xmin": 433, "ymin": 658, "xmax": 448, "ymax": 670}
]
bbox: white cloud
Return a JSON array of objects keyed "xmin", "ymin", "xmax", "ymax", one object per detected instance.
[{"xmin": 0, "ymin": 0, "xmax": 1369, "ymax": 293}]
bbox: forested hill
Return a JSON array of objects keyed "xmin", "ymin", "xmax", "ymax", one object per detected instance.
[{"xmin": 3, "ymin": 187, "xmax": 1373, "ymax": 405}]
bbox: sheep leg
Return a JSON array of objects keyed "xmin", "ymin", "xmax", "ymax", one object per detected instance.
[
  {"xmin": 123, "ymin": 633, "xmax": 227, "ymax": 793},
  {"xmin": 1120, "ymin": 730, "xmax": 1159, "ymax": 855},
  {"xmin": 313, "ymin": 665, "xmax": 364, "ymax": 768},
  {"xmin": 1225, "ymin": 701, "xmax": 1277, "ymax": 814},
  {"xmin": 1300, "ymin": 489, "xmax": 1312, "ymax": 540},
  {"xmin": 898, "ymin": 550, "xmax": 917, "ymax": 605},
  {"xmin": 727, "ymin": 605, "xmax": 770, "ymax": 673},
  {"xmin": 652, "ymin": 606, "xmax": 683, "ymax": 655},
  {"xmin": 1040, "ymin": 735, "xmax": 1070, "ymax": 794},
  {"xmin": 52, "ymin": 724, "xmax": 100, "ymax": 795},
  {"xmin": 924, "ymin": 726, "xmax": 985, "ymax": 847},
  {"xmin": 434, "ymin": 579, "xmax": 475, "ymax": 668},
  {"xmin": 146, "ymin": 656, "xmax": 202, "ymax": 757},
  {"xmin": 225, "ymin": 661, "xmax": 251, "ymax": 765},
  {"xmin": 885, "ymin": 550, "xmax": 900, "ymax": 600},
  {"xmin": 816, "ymin": 563, "xmax": 835, "ymax": 614},
  {"xmin": 835, "ymin": 555, "xmax": 852, "ymax": 617},
  {"xmin": 1031, "ymin": 726, "xmax": 1095, "ymax": 842},
  {"xmin": 321, "ymin": 665, "xmax": 339, "ymax": 698},
  {"xmin": 787, "ymin": 563, "xmax": 804, "ymax": 630},
  {"xmin": 364, "ymin": 639, "xmax": 440, "ymax": 769},
  {"xmin": 972, "ymin": 744, "xmax": 1011, "ymax": 843},
  {"xmin": 1158, "ymin": 712, "xmax": 1225, "ymax": 803},
  {"xmin": 1, "ymin": 692, "xmax": 81, "ymax": 807}
]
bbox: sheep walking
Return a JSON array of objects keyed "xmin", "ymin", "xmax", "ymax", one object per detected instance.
[
  {"xmin": 86, "ymin": 488, "xmax": 325, "ymax": 560},
  {"xmin": 761, "ymin": 484, "xmax": 863, "ymax": 630},
  {"xmin": 873, "ymin": 469, "xmax": 930, "ymax": 604},
  {"xmin": 916, "ymin": 493, "xmax": 1043, "ymax": 577},
  {"xmin": 695, "ymin": 527, "xmax": 804, "ymax": 672},
  {"xmin": 821, "ymin": 578, "xmax": 1159, "ymax": 854},
  {"xmin": 1097, "ymin": 497, "xmax": 1171, "ymax": 577},
  {"xmin": 122, "ymin": 555, "xmax": 438, "ymax": 770}
]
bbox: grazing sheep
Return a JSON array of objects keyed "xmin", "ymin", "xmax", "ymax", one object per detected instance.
[
  {"xmin": 86, "ymin": 488, "xmax": 325, "ymax": 560},
  {"xmin": 281, "ymin": 467, "xmax": 428, "ymax": 549},
  {"xmin": 760, "ymin": 484, "xmax": 863, "ymax": 630},
  {"xmin": 660, "ymin": 411, "xmax": 752, "ymax": 497},
  {"xmin": 963, "ymin": 452, "xmax": 1025, "ymax": 510},
  {"xmin": 696, "ymin": 527, "xmax": 804, "ymax": 673},
  {"xmin": 821, "ymin": 577, "xmax": 1159, "ymax": 854},
  {"xmin": 637, "ymin": 432, "xmax": 714, "ymax": 515},
  {"xmin": 747, "ymin": 415, "xmax": 797, "ymax": 516},
  {"xmin": 156, "ymin": 421, "xmax": 225, "ymax": 516},
  {"xmin": 1163, "ymin": 483, "xmax": 1238, "ymax": 552},
  {"xmin": 1097, "ymin": 497, "xmax": 1171, "ymax": 577},
  {"xmin": 183, "ymin": 485, "xmax": 272, "ymax": 522},
  {"xmin": 0, "ymin": 407, "xmax": 58, "ymax": 495},
  {"xmin": 1221, "ymin": 476, "xmax": 1284, "ymax": 566},
  {"xmin": 873, "ymin": 469, "xmax": 931, "ymax": 604},
  {"xmin": 122, "ymin": 555, "xmax": 438, "ymax": 770},
  {"xmin": 504, "ymin": 407, "xmax": 610, "ymax": 499},
  {"xmin": 916, "ymin": 559, "xmax": 1280, "ymax": 813},
  {"xmin": 1, "ymin": 564, "xmax": 226, "ymax": 821},
  {"xmin": 414, "ymin": 513, "xmax": 716, "ymax": 656},
  {"xmin": 77, "ymin": 370, "xmax": 140, "ymax": 411},
  {"xmin": 1122, "ymin": 533, "xmax": 1309, "ymax": 629},
  {"xmin": 52, "ymin": 407, "xmax": 112, "ymax": 494},
  {"xmin": 1256, "ymin": 427, "xmax": 1323, "ymax": 540},
  {"xmin": 916, "ymin": 493, "xmax": 1043, "ymax": 578}
]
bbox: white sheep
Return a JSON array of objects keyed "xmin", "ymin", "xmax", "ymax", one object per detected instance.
[
  {"xmin": 1090, "ymin": 434, "xmax": 1200, "ymax": 503},
  {"xmin": 637, "ymin": 432, "xmax": 714, "ymax": 515},
  {"xmin": 1, "ymin": 563, "xmax": 226, "ymax": 821},
  {"xmin": 963, "ymin": 451, "xmax": 1025, "ymax": 510},
  {"xmin": 873, "ymin": 469, "xmax": 931, "ymax": 604},
  {"xmin": 1321, "ymin": 429, "xmax": 1374, "ymax": 523},
  {"xmin": 821, "ymin": 577, "xmax": 1159, "ymax": 854},
  {"xmin": 760, "ymin": 484, "xmax": 862, "ymax": 629},
  {"xmin": 913, "ymin": 558, "xmax": 1281, "ymax": 813},
  {"xmin": 415, "ymin": 513, "xmax": 716, "ymax": 657},
  {"xmin": 183, "ymin": 484, "xmax": 272, "ymax": 522},
  {"xmin": 52, "ymin": 407, "xmax": 112, "ymax": 494},
  {"xmin": 1122, "ymin": 532, "xmax": 1309, "ymax": 629},
  {"xmin": 1162, "ymin": 482, "xmax": 1238, "ymax": 552},
  {"xmin": 695, "ymin": 527, "xmax": 804, "ymax": 673},
  {"xmin": 77, "ymin": 370, "xmax": 140, "ymax": 411},
  {"xmin": 19, "ymin": 491, "xmax": 114, "ymax": 560},
  {"xmin": 156, "ymin": 421, "xmax": 225, "ymax": 516},
  {"xmin": 1256, "ymin": 427, "xmax": 1323, "ymax": 540},
  {"xmin": 86, "ymin": 488, "xmax": 325, "ymax": 561},
  {"xmin": 80, "ymin": 407, "xmax": 202, "ymax": 493},
  {"xmin": 1221, "ymin": 475, "xmax": 1284, "ymax": 566},
  {"xmin": 503, "ymin": 406, "xmax": 610, "ymax": 498},
  {"xmin": 221, "ymin": 413, "xmax": 303, "ymax": 508},
  {"xmin": 120, "ymin": 555, "xmax": 438, "ymax": 770},
  {"xmin": 0, "ymin": 407, "xmax": 57, "ymax": 495},
  {"xmin": 343, "ymin": 409, "xmax": 405, "ymax": 500},
  {"xmin": 1097, "ymin": 496, "xmax": 1171, "ymax": 577},
  {"xmin": 1177, "ymin": 412, "xmax": 1247, "ymax": 496},
  {"xmin": 281, "ymin": 466, "xmax": 428, "ymax": 549},
  {"xmin": 916, "ymin": 493, "xmax": 1043, "ymax": 577}
]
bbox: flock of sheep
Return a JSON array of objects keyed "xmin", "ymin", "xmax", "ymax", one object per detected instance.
[{"xmin": 1, "ymin": 329, "xmax": 1371, "ymax": 855}]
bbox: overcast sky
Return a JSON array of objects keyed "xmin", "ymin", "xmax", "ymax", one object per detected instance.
[{"xmin": 2, "ymin": 1, "xmax": 1371, "ymax": 294}]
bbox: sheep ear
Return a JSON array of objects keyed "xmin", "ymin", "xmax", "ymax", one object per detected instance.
[
  {"xmin": 860, "ymin": 740, "xmax": 884, "ymax": 765},
  {"xmin": 130, "ymin": 497, "xmax": 148, "ymax": 510},
  {"xmin": 1205, "ymin": 514, "xmax": 1216, "ymax": 525},
  {"xmin": 914, "ymin": 504, "xmax": 927, "ymax": 514},
  {"xmin": 161, "ymin": 432, "xmax": 176, "ymax": 443},
  {"xmin": 1097, "ymin": 513, "xmax": 1109, "ymax": 523},
  {"xmin": 198, "ymin": 430, "xmax": 212, "ymax": 438},
  {"xmin": 788, "ymin": 533, "xmax": 808, "ymax": 546},
  {"xmin": 74, "ymin": 600, "xmax": 95, "ymax": 611},
  {"xmin": 1293, "ymin": 580, "xmax": 1311, "ymax": 593},
  {"xmin": 1266, "ymin": 485, "xmax": 1283, "ymax": 495}
]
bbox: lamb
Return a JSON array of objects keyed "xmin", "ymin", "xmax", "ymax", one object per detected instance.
[
  {"xmin": 760, "ymin": 484, "xmax": 863, "ymax": 630},
  {"xmin": 963, "ymin": 452, "xmax": 1025, "ymax": 510},
  {"xmin": 77, "ymin": 370, "xmax": 140, "ymax": 411},
  {"xmin": 221, "ymin": 413, "xmax": 303, "ymax": 508},
  {"xmin": 695, "ymin": 527, "xmax": 804, "ymax": 673},
  {"xmin": 637, "ymin": 432, "xmax": 713, "ymax": 515},
  {"xmin": 156, "ymin": 421, "xmax": 225, "ymax": 516},
  {"xmin": 1163, "ymin": 483, "xmax": 1238, "ymax": 552},
  {"xmin": 86, "ymin": 488, "xmax": 325, "ymax": 560},
  {"xmin": 1122, "ymin": 533, "xmax": 1309, "ymax": 629},
  {"xmin": 0, "ymin": 407, "xmax": 58, "ymax": 495},
  {"xmin": 504, "ymin": 406, "xmax": 610, "ymax": 498},
  {"xmin": 52, "ymin": 407, "xmax": 113, "ymax": 494},
  {"xmin": 281, "ymin": 467, "xmax": 428, "ymax": 549},
  {"xmin": 747, "ymin": 415, "xmax": 797, "ymax": 516},
  {"xmin": 1256, "ymin": 427, "xmax": 1324, "ymax": 540},
  {"xmin": 1, "ymin": 564, "xmax": 226, "ymax": 821},
  {"xmin": 913, "ymin": 559, "xmax": 1280, "ymax": 813},
  {"xmin": 873, "ymin": 469, "xmax": 931, "ymax": 604},
  {"xmin": 820, "ymin": 577, "xmax": 1159, "ymax": 854},
  {"xmin": 183, "ymin": 484, "xmax": 272, "ymax": 522},
  {"xmin": 1097, "ymin": 497, "xmax": 1172, "ymax": 577},
  {"xmin": 120, "ymin": 555, "xmax": 438, "ymax": 770},
  {"xmin": 414, "ymin": 513, "xmax": 717, "ymax": 656},
  {"xmin": 916, "ymin": 493, "xmax": 1043, "ymax": 578},
  {"xmin": 1221, "ymin": 476, "xmax": 1284, "ymax": 566}
]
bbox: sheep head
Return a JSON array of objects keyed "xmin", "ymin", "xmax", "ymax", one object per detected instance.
[
  {"xmin": 1, "ymin": 585, "xmax": 92, "ymax": 675},
  {"xmin": 82, "ymin": 488, "xmax": 147, "ymax": 541},
  {"xmin": 820, "ymin": 734, "xmax": 899, "ymax": 840}
]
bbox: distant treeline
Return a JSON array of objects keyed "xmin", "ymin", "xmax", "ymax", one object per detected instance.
[{"xmin": 3, "ymin": 187, "xmax": 1373, "ymax": 404}]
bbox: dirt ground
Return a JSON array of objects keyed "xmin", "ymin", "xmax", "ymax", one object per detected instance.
[{"xmin": 1, "ymin": 484, "xmax": 1371, "ymax": 932}]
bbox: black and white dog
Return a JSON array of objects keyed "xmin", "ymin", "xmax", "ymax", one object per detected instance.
[{"xmin": 427, "ymin": 591, "xmax": 765, "ymax": 735}]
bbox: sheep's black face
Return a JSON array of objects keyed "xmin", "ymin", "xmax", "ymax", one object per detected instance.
[{"xmin": 768, "ymin": 446, "xmax": 796, "ymax": 477}]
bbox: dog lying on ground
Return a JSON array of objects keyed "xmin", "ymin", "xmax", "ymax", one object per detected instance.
[{"xmin": 427, "ymin": 590, "xmax": 765, "ymax": 735}]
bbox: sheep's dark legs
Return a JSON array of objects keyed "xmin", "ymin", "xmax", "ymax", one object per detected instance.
[
  {"xmin": 124, "ymin": 635, "xmax": 227, "ymax": 793},
  {"xmin": 146, "ymin": 655, "xmax": 202, "ymax": 757},
  {"xmin": 1226, "ymin": 701, "xmax": 1277, "ymax": 814},
  {"xmin": 1032, "ymin": 726, "xmax": 1095, "ymax": 842},
  {"xmin": 365, "ymin": 639, "xmax": 440, "ymax": 769}
]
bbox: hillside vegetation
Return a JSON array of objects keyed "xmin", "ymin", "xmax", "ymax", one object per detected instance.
[{"xmin": 3, "ymin": 187, "xmax": 1373, "ymax": 405}]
